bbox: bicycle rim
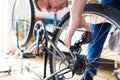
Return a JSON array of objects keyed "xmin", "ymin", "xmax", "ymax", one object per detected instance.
[
  {"xmin": 12, "ymin": 0, "xmax": 35, "ymax": 47},
  {"xmin": 50, "ymin": 4, "xmax": 120, "ymax": 80}
]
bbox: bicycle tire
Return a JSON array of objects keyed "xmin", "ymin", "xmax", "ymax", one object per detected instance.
[
  {"xmin": 12, "ymin": 0, "xmax": 35, "ymax": 47},
  {"xmin": 50, "ymin": 4, "xmax": 120, "ymax": 80}
]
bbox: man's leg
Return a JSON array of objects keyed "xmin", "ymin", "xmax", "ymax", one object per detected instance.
[
  {"xmin": 81, "ymin": 0, "xmax": 120, "ymax": 79},
  {"xmin": 81, "ymin": 23, "xmax": 111, "ymax": 80}
]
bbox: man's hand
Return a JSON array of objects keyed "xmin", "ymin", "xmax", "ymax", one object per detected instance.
[{"xmin": 64, "ymin": 17, "xmax": 92, "ymax": 48}]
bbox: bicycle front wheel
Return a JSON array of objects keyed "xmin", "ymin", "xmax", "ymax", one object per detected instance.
[
  {"xmin": 50, "ymin": 4, "xmax": 120, "ymax": 80},
  {"xmin": 12, "ymin": 0, "xmax": 35, "ymax": 47}
]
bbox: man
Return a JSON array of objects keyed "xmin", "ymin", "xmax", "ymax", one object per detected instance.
[
  {"xmin": 35, "ymin": 0, "xmax": 120, "ymax": 80},
  {"xmin": 35, "ymin": 0, "xmax": 92, "ymax": 32},
  {"xmin": 35, "ymin": 0, "xmax": 68, "ymax": 12},
  {"xmin": 64, "ymin": 0, "xmax": 120, "ymax": 80}
]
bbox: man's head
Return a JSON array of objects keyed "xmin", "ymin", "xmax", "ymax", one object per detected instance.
[{"xmin": 35, "ymin": 0, "xmax": 68, "ymax": 12}]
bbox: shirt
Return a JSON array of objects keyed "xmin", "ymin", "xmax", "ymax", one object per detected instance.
[
  {"xmin": 99, "ymin": 0, "xmax": 120, "ymax": 4},
  {"xmin": 99, "ymin": 0, "xmax": 114, "ymax": 4}
]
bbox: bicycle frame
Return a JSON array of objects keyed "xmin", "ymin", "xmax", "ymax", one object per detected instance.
[
  {"xmin": 31, "ymin": 19, "xmax": 92, "ymax": 80},
  {"xmin": 33, "ymin": 21, "xmax": 72, "ymax": 80},
  {"xmin": 12, "ymin": 1, "xmax": 120, "ymax": 79}
]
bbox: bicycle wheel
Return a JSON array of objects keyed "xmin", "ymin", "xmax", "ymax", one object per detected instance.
[
  {"xmin": 12, "ymin": 0, "xmax": 35, "ymax": 47},
  {"xmin": 50, "ymin": 4, "xmax": 120, "ymax": 80}
]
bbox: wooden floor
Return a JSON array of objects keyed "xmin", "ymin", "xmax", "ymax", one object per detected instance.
[
  {"xmin": 1, "ymin": 0, "xmax": 119, "ymax": 80},
  {"xmin": 0, "ymin": 54, "xmax": 117, "ymax": 80}
]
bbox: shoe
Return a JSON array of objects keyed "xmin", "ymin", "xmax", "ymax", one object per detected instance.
[{"xmin": 80, "ymin": 72, "xmax": 93, "ymax": 80}]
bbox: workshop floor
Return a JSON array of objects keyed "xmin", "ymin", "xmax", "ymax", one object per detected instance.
[{"xmin": 0, "ymin": 53, "xmax": 117, "ymax": 80}]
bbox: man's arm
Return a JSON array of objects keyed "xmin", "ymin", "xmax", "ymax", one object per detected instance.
[
  {"xmin": 64, "ymin": 0, "xmax": 92, "ymax": 48},
  {"xmin": 68, "ymin": 0, "xmax": 90, "ymax": 35}
]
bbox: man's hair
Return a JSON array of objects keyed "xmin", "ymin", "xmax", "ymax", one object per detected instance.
[{"xmin": 34, "ymin": 0, "xmax": 41, "ymax": 11}]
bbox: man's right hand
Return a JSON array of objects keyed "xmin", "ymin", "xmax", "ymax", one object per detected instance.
[{"xmin": 64, "ymin": 17, "xmax": 93, "ymax": 48}]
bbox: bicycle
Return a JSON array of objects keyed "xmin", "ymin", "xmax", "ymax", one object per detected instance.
[{"xmin": 12, "ymin": 0, "xmax": 120, "ymax": 80}]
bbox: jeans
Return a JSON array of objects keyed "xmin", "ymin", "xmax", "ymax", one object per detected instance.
[
  {"xmin": 86, "ymin": 23, "xmax": 111, "ymax": 75},
  {"xmin": 86, "ymin": 0, "xmax": 120, "ymax": 75}
]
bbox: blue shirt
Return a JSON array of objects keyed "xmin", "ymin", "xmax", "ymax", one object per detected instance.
[
  {"xmin": 99, "ymin": 0, "xmax": 114, "ymax": 4},
  {"xmin": 99, "ymin": 0, "xmax": 120, "ymax": 11}
]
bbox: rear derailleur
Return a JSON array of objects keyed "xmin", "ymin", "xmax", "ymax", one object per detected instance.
[{"xmin": 70, "ymin": 31, "xmax": 92, "ymax": 76}]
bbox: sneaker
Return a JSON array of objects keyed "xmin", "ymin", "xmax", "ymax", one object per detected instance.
[{"xmin": 80, "ymin": 72, "xmax": 93, "ymax": 80}]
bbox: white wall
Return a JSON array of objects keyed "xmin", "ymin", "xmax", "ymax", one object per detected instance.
[
  {"xmin": 0, "ymin": 0, "xmax": 17, "ymax": 53},
  {"xmin": 0, "ymin": 0, "xmax": 69, "ymax": 53}
]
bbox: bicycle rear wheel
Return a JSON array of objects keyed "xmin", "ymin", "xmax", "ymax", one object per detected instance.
[
  {"xmin": 50, "ymin": 4, "xmax": 120, "ymax": 80},
  {"xmin": 12, "ymin": 0, "xmax": 35, "ymax": 48}
]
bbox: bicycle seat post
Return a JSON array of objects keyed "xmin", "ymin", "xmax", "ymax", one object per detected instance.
[{"xmin": 53, "ymin": 13, "xmax": 57, "ymax": 31}]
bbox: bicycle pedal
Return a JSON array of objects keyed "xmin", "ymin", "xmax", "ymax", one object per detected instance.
[{"xmin": 22, "ymin": 53, "xmax": 36, "ymax": 58}]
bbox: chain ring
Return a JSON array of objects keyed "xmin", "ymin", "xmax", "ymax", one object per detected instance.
[{"xmin": 33, "ymin": 21, "xmax": 46, "ymax": 44}]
